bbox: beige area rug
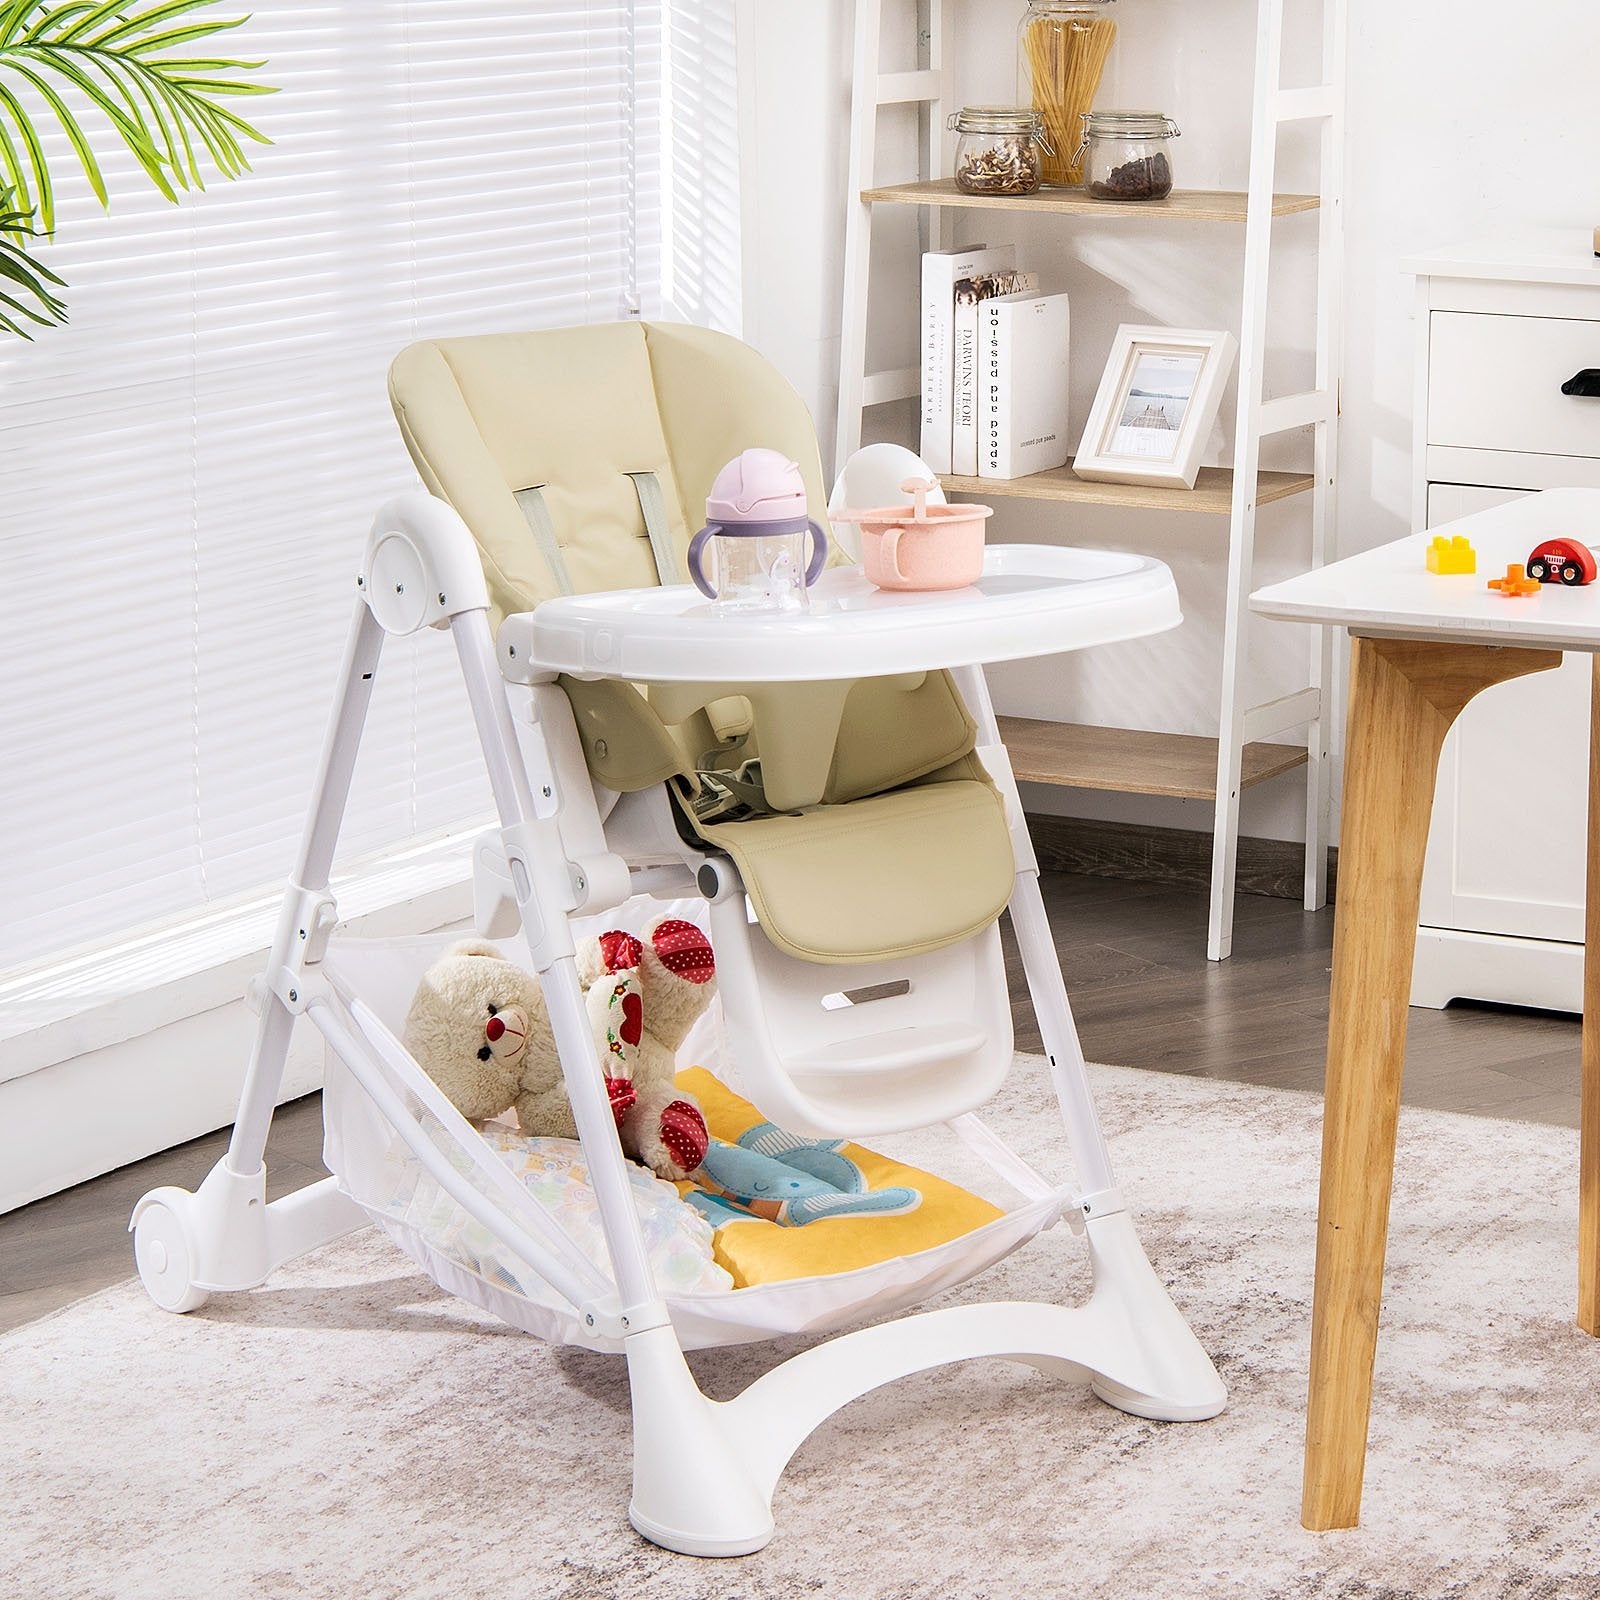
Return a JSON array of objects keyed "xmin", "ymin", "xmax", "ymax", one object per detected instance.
[{"xmin": 6, "ymin": 1062, "xmax": 1600, "ymax": 1600}]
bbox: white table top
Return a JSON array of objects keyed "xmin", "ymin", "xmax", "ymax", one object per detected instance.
[
  {"xmin": 506, "ymin": 544, "xmax": 1181, "ymax": 684},
  {"xmin": 1400, "ymin": 231, "xmax": 1600, "ymax": 290},
  {"xmin": 1251, "ymin": 490, "xmax": 1600, "ymax": 652}
]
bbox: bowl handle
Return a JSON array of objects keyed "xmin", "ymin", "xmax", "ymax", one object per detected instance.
[{"xmin": 880, "ymin": 524, "xmax": 909, "ymax": 585}]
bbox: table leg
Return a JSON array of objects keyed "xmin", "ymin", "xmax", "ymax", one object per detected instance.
[
  {"xmin": 1302, "ymin": 636, "xmax": 1561, "ymax": 1532},
  {"xmin": 1582, "ymin": 656, "xmax": 1600, "ymax": 1337}
]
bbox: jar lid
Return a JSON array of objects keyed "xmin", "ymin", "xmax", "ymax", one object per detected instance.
[
  {"xmin": 1081, "ymin": 110, "xmax": 1181, "ymax": 138},
  {"xmin": 949, "ymin": 104, "xmax": 1046, "ymax": 137}
]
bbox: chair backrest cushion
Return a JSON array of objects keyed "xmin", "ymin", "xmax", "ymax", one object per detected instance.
[{"xmin": 389, "ymin": 321, "xmax": 834, "ymax": 627}]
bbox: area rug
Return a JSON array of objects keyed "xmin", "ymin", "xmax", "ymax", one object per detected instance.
[{"xmin": 6, "ymin": 1062, "xmax": 1600, "ymax": 1600}]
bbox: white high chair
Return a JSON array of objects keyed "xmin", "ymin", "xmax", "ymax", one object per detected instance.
[{"xmin": 131, "ymin": 322, "xmax": 1225, "ymax": 1557}]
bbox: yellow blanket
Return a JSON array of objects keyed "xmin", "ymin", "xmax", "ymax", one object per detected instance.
[{"xmin": 674, "ymin": 1066, "xmax": 1003, "ymax": 1288}]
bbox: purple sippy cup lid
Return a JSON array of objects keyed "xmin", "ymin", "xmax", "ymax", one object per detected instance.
[{"xmin": 704, "ymin": 448, "xmax": 809, "ymax": 526}]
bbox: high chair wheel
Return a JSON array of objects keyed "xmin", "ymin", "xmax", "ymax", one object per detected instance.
[{"xmin": 132, "ymin": 1192, "xmax": 210, "ymax": 1314}]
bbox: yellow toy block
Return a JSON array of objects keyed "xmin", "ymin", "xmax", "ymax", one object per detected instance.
[{"xmin": 1426, "ymin": 534, "xmax": 1477, "ymax": 575}]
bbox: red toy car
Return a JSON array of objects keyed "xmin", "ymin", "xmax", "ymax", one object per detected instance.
[{"xmin": 1525, "ymin": 538, "xmax": 1597, "ymax": 586}]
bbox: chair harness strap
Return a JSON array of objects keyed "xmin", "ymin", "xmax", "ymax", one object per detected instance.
[
  {"xmin": 514, "ymin": 485, "xmax": 574, "ymax": 595},
  {"xmin": 628, "ymin": 469, "xmax": 681, "ymax": 585}
]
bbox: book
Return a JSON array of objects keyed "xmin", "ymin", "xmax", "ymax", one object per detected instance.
[
  {"xmin": 979, "ymin": 291, "xmax": 1071, "ymax": 481},
  {"xmin": 919, "ymin": 244, "xmax": 1017, "ymax": 474},
  {"xmin": 952, "ymin": 269, "xmax": 1035, "ymax": 476}
]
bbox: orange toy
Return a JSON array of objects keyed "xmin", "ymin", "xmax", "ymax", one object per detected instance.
[{"xmin": 1487, "ymin": 562, "xmax": 1541, "ymax": 597}]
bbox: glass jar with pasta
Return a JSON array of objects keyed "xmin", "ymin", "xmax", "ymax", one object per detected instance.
[{"xmin": 1016, "ymin": 0, "xmax": 1119, "ymax": 187}]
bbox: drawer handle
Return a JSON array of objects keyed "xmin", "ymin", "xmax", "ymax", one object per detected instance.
[{"xmin": 1561, "ymin": 368, "xmax": 1600, "ymax": 398}]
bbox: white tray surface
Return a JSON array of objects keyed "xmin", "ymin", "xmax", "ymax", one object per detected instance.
[
  {"xmin": 1251, "ymin": 489, "xmax": 1600, "ymax": 652},
  {"xmin": 515, "ymin": 544, "xmax": 1181, "ymax": 682}
]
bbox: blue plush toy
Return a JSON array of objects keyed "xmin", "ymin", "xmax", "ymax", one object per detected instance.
[{"xmin": 683, "ymin": 1121, "xmax": 920, "ymax": 1228}]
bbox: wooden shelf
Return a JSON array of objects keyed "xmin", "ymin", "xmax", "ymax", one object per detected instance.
[
  {"xmin": 862, "ymin": 180, "xmax": 1319, "ymax": 221},
  {"xmin": 941, "ymin": 462, "xmax": 1313, "ymax": 515},
  {"xmin": 998, "ymin": 717, "xmax": 1308, "ymax": 800}
]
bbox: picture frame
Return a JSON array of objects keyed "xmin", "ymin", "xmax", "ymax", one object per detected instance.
[{"xmin": 1072, "ymin": 325, "xmax": 1239, "ymax": 490}]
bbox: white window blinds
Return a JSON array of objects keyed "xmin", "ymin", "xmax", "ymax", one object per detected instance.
[
  {"xmin": 661, "ymin": 0, "xmax": 740, "ymax": 333},
  {"xmin": 0, "ymin": 1, "xmax": 735, "ymax": 976}
]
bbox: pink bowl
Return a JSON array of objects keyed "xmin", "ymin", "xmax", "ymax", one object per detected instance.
[{"xmin": 856, "ymin": 504, "xmax": 992, "ymax": 591}]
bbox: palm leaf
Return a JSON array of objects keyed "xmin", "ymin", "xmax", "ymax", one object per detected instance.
[
  {"xmin": 0, "ymin": 1, "xmax": 275, "ymax": 232},
  {"xmin": 0, "ymin": 194, "xmax": 67, "ymax": 335},
  {"xmin": 0, "ymin": 79, "xmax": 52, "ymax": 220}
]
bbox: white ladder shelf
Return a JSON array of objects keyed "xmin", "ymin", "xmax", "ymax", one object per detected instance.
[{"xmin": 835, "ymin": 0, "xmax": 1346, "ymax": 960}]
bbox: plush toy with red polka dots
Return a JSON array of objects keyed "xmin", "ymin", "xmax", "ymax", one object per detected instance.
[
  {"xmin": 575, "ymin": 918, "xmax": 714, "ymax": 1180},
  {"xmin": 402, "ymin": 917, "xmax": 715, "ymax": 1183}
]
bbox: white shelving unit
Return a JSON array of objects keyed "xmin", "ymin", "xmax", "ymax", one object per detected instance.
[{"xmin": 835, "ymin": 0, "xmax": 1346, "ymax": 959}]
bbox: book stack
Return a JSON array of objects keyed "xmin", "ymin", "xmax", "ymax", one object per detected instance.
[{"xmin": 920, "ymin": 245, "xmax": 1070, "ymax": 481}]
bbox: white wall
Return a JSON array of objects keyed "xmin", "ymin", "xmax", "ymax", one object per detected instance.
[{"xmin": 740, "ymin": 0, "xmax": 1600, "ymax": 841}]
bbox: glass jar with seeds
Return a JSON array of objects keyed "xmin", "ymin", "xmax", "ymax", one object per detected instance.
[
  {"xmin": 1078, "ymin": 110, "xmax": 1180, "ymax": 201},
  {"xmin": 1016, "ymin": 0, "xmax": 1119, "ymax": 186},
  {"xmin": 949, "ymin": 106, "xmax": 1048, "ymax": 197}
]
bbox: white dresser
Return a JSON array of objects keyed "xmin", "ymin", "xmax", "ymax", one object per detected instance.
[{"xmin": 1406, "ymin": 236, "xmax": 1600, "ymax": 1012}]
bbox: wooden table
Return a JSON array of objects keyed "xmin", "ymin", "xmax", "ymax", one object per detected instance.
[{"xmin": 1251, "ymin": 487, "xmax": 1600, "ymax": 1531}]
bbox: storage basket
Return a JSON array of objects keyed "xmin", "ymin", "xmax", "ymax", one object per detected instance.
[{"xmin": 320, "ymin": 904, "xmax": 1077, "ymax": 1353}]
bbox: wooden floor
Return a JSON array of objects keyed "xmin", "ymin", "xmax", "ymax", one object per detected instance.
[{"xmin": 0, "ymin": 872, "xmax": 1581, "ymax": 1335}]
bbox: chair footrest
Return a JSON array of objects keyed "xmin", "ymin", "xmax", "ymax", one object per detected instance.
[{"xmin": 708, "ymin": 894, "xmax": 1016, "ymax": 1137}]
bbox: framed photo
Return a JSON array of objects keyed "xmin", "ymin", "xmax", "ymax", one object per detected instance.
[{"xmin": 1072, "ymin": 326, "xmax": 1238, "ymax": 490}]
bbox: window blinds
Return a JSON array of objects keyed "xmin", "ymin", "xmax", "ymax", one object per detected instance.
[
  {"xmin": 0, "ymin": 1, "xmax": 735, "ymax": 976},
  {"xmin": 661, "ymin": 0, "xmax": 741, "ymax": 333}
]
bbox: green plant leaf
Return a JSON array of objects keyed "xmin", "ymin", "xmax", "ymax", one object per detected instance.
[
  {"xmin": 83, "ymin": 0, "xmax": 230, "ymax": 51},
  {"xmin": 121, "ymin": 18, "xmax": 248, "ymax": 56},
  {"xmin": 0, "ymin": 193, "xmax": 68, "ymax": 334},
  {"xmin": 0, "ymin": 104, "xmax": 34, "ymax": 215},
  {"xmin": 0, "ymin": 81, "xmax": 53, "ymax": 226},
  {"xmin": 3, "ymin": 59, "xmax": 112, "ymax": 204},
  {"xmin": 1, "ymin": 2, "xmax": 274, "ymax": 217},
  {"xmin": 0, "ymin": 2, "xmax": 274, "ymax": 337}
]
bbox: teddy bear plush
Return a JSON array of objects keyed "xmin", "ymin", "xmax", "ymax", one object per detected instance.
[{"xmin": 401, "ymin": 917, "xmax": 714, "ymax": 1181}]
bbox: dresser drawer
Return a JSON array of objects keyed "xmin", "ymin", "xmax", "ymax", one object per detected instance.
[{"xmin": 1428, "ymin": 311, "xmax": 1600, "ymax": 458}]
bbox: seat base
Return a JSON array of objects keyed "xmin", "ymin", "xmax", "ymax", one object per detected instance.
[{"xmin": 626, "ymin": 1208, "xmax": 1228, "ymax": 1556}]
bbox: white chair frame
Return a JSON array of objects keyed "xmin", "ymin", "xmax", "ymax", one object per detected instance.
[{"xmin": 131, "ymin": 492, "xmax": 1226, "ymax": 1557}]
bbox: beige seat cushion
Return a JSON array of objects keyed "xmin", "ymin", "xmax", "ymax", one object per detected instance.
[{"xmin": 691, "ymin": 774, "xmax": 1015, "ymax": 966}]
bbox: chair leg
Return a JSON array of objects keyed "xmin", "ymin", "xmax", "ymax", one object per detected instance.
[
  {"xmin": 953, "ymin": 662, "xmax": 1120, "ymax": 1201},
  {"xmin": 1303, "ymin": 636, "xmax": 1560, "ymax": 1531},
  {"xmin": 1007, "ymin": 867, "xmax": 1116, "ymax": 1201},
  {"xmin": 227, "ymin": 600, "xmax": 385, "ymax": 1176},
  {"xmin": 626, "ymin": 1323, "xmax": 776, "ymax": 1557},
  {"xmin": 132, "ymin": 600, "xmax": 385, "ymax": 1307},
  {"xmin": 1581, "ymin": 655, "xmax": 1600, "ymax": 1337}
]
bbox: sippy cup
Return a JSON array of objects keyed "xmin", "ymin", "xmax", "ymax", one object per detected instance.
[{"xmin": 688, "ymin": 449, "xmax": 828, "ymax": 612}]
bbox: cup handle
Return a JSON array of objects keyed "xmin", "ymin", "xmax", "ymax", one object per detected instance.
[
  {"xmin": 687, "ymin": 523, "xmax": 719, "ymax": 598},
  {"xmin": 804, "ymin": 519, "xmax": 828, "ymax": 587}
]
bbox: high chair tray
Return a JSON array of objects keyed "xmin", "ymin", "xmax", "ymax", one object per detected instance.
[{"xmin": 506, "ymin": 544, "xmax": 1180, "ymax": 683}]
